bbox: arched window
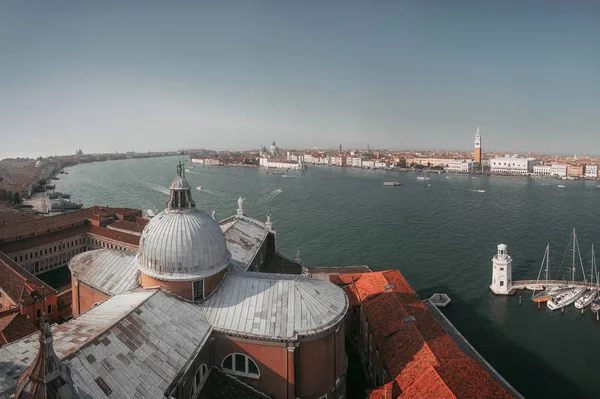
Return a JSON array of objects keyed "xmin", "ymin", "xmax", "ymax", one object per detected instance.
[
  {"xmin": 221, "ymin": 353, "xmax": 259, "ymax": 378},
  {"xmin": 190, "ymin": 364, "xmax": 208, "ymax": 398}
]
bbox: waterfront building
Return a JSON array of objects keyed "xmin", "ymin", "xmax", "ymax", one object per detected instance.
[
  {"xmin": 490, "ymin": 244, "xmax": 513, "ymax": 295},
  {"xmin": 585, "ymin": 165, "xmax": 598, "ymax": 178},
  {"xmin": 447, "ymin": 160, "xmax": 475, "ymax": 173},
  {"xmin": 406, "ymin": 157, "xmax": 469, "ymax": 167},
  {"xmin": 489, "ymin": 156, "xmax": 540, "ymax": 175},
  {"xmin": 189, "ymin": 157, "xmax": 221, "ymax": 166},
  {"xmin": 349, "ymin": 157, "xmax": 362, "ymax": 168},
  {"xmin": 474, "ymin": 125, "xmax": 482, "ymax": 163},
  {"xmin": 550, "ymin": 164, "xmax": 568, "ymax": 177},
  {"xmin": 567, "ymin": 165, "xmax": 585, "ymax": 178},
  {"xmin": 331, "ymin": 156, "xmax": 347, "ymax": 167},
  {"xmin": 533, "ymin": 165, "xmax": 552, "ymax": 176},
  {"xmin": 362, "ymin": 160, "xmax": 375, "ymax": 169},
  {"xmin": 374, "ymin": 161, "xmax": 388, "ymax": 169}
]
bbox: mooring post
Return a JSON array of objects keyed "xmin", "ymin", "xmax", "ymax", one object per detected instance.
[
  {"xmin": 562, "ymin": 306, "xmax": 564, "ymax": 314},
  {"xmin": 596, "ymin": 312, "xmax": 599, "ymax": 321},
  {"xmin": 518, "ymin": 295, "xmax": 522, "ymax": 306},
  {"xmin": 537, "ymin": 301, "xmax": 540, "ymax": 310}
]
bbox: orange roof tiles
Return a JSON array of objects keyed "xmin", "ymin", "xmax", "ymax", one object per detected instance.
[
  {"xmin": 0, "ymin": 312, "xmax": 38, "ymax": 347},
  {"xmin": 334, "ymin": 269, "xmax": 514, "ymax": 399},
  {"xmin": 0, "ymin": 252, "xmax": 57, "ymax": 305},
  {"xmin": 88, "ymin": 226, "xmax": 140, "ymax": 246}
]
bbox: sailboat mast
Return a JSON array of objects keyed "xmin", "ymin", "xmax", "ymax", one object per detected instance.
[
  {"xmin": 573, "ymin": 229, "xmax": 576, "ymax": 284},
  {"xmin": 546, "ymin": 244, "xmax": 549, "ymax": 284}
]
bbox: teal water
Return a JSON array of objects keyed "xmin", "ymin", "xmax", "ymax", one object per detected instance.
[{"xmin": 55, "ymin": 156, "xmax": 600, "ymax": 398}]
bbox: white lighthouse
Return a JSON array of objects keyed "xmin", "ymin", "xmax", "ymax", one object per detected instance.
[{"xmin": 490, "ymin": 244, "xmax": 513, "ymax": 295}]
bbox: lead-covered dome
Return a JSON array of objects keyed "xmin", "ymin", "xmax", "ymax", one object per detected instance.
[{"xmin": 137, "ymin": 164, "xmax": 230, "ymax": 281}]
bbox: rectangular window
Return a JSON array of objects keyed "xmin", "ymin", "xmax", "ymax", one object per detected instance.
[
  {"xmin": 500, "ymin": 268, "xmax": 504, "ymax": 271},
  {"xmin": 47, "ymin": 304, "xmax": 52, "ymax": 314},
  {"xmin": 36, "ymin": 309, "xmax": 41, "ymax": 319},
  {"xmin": 193, "ymin": 280, "xmax": 204, "ymax": 301},
  {"xmin": 500, "ymin": 281, "xmax": 505, "ymax": 287}
]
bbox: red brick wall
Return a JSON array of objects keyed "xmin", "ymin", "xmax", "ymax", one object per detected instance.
[
  {"xmin": 298, "ymin": 328, "xmax": 346, "ymax": 399},
  {"xmin": 72, "ymin": 277, "xmax": 109, "ymax": 316},
  {"xmin": 211, "ymin": 336, "xmax": 289, "ymax": 399},
  {"xmin": 21, "ymin": 294, "xmax": 58, "ymax": 325},
  {"xmin": 141, "ymin": 273, "xmax": 193, "ymax": 300},
  {"xmin": 204, "ymin": 269, "xmax": 227, "ymax": 297},
  {"xmin": 141, "ymin": 270, "xmax": 227, "ymax": 301}
]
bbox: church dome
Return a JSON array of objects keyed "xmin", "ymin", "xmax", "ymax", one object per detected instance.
[
  {"xmin": 137, "ymin": 164, "xmax": 230, "ymax": 281},
  {"xmin": 269, "ymin": 141, "xmax": 279, "ymax": 156}
]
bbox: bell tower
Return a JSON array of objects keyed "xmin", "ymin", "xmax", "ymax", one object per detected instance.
[
  {"xmin": 474, "ymin": 126, "xmax": 482, "ymax": 164},
  {"xmin": 490, "ymin": 244, "xmax": 512, "ymax": 295}
]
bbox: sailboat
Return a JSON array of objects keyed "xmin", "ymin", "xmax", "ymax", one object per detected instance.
[
  {"xmin": 547, "ymin": 229, "xmax": 588, "ymax": 311},
  {"xmin": 575, "ymin": 244, "xmax": 598, "ymax": 310},
  {"xmin": 531, "ymin": 244, "xmax": 553, "ymax": 302}
]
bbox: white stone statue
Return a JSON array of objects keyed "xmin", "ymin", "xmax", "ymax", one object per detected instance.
[
  {"xmin": 237, "ymin": 197, "xmax": 245, "ymax": 216},
  {"xmin": 211, "ymin": 209, "xmax": 216, "ymax": 220}
]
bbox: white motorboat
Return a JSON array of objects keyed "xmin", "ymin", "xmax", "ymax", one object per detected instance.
[
  {"xmin": 196, "ymin": 186, "xmax": 202, "ymax": 191},
  {"xmin": 575, "ymin": 244, "xmax": 598, "ymax": 310},
  {"xmin": 558, "ymin": 185, "xmax": 565, "ymax": 188},
  {"xmin": 416, "ymin": 176, "xmax": 431, "ymax": 181},
  {"xmin": 383, "ymin": 182, "xmax": 401, "ymax": 186},
  {"xmin": 547, "ymin": 287, "xmax": 587, "ymax": 310}
]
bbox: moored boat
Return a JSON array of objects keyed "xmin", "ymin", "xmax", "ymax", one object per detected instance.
[
  {"xmin": 547, "ymin": 287, "xmax": 587, "ymax": 310},
  {"xmin": 383, "ymin": 181, "xmax": 401, "ymax": 186},
  {"xmin": 575, "ymin": 244, "xmax": 598, "ymax": 310},
  {"xmin": 47, "ymin": 191, "xmax": 71, "ymax": 199}
]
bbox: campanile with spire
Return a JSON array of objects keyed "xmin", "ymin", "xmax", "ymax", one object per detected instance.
[{"xmin": 474, "ymin": 126, "xmax": 482, "ymax": 163}]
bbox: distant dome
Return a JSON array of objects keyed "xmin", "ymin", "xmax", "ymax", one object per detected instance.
[
  {"xmin": 269, "ymin": 141, "xmax": 279, "ymax": 156},
  {"xmin": 138, "ymin": 168, "xmax": 230, "ymax": 281}
]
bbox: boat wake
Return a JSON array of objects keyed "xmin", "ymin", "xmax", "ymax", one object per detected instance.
[
  {"xmin": 200, "ymin": 188, "xmax": 227, "ymax": 198},
  {"xmin": 146, "ymin": 183, "xmax": 170, "ymax": 195},
  {"xmin": 186, "ymin": 170, "xmax": 211, "ymax": 177},
  {"xmin": 468, "ymin": 189, "xmax": 486, "ymax": 193},
  {"xmin": 259, "ymin": 188, "xmax": 283, "ymax": 203}
]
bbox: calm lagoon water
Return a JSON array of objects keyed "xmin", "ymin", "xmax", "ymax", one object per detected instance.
[{"xmin": 53, "ymin": 156, "xmax": 600, "ymax": 398}]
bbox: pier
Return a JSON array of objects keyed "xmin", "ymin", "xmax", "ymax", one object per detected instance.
[{"xmin": 509, "ymin": 280, "xmax": 599, "ymax": 294}]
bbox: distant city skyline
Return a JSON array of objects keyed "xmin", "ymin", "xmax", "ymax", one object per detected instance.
[{"xmin": 1, "ymin": 1, "xmax": 598, "ymax": 160}]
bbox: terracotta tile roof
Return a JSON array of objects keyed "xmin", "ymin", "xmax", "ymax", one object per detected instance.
[
  {"xmin": 107, "ymin": 220, "xmax": 144, "ymax": 234},
  {"xmin": 88, "ymin": 226, "xmax": 140, "ymax": 246},
  {"xmin": 336, "ymin": 270, "xmax": 514, "ymax": 399},
  {"xmin": 0, "ymin": 312, "xmax": 38, "ymax": 347},
  {"xmin": 0, "ymin": 209, "xmax": 89, "ymax": 240},
  {"xmin": 0, "ymin": 251, "xmax": 57, "ymax": 305},
  {"xmin": 0, "ymin": 224, "xmax": 91, "ymax": 253},
  {"xmin": 0, "ymin": 210, "xmax": 39, "ymax": 226}
]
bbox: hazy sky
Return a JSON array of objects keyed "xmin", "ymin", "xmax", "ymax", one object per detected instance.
[{"xmin": 1, "ymin": 1, "xmax": 599, "ymax": 159}]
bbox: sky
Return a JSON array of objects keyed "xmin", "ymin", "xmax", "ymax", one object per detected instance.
[{"xmin": 0, "ymin": 1, "xmax": 599, "ymax": 159}]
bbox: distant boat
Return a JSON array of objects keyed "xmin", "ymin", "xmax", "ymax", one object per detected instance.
[
  {"xmin": 558, "ymin": 185, "xmax": 565, "ymax": 188},
  {"xmin": 47, "ymin": 192, "xmax": 71, "ymax": 199},
  {"xmin": 383, "ymin": 182, "xmax": 401, "ymax": 186},
  {"xmin": 50, "ymin": 198, "xmax": 83, "ymax": 211},
  {"xmin": 416, "ymin": 176, "xmax": 431, "ymax": 181},
  {"xmin": 196, "ymin": 186, "xmax": 202, "ymax": 191}
]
